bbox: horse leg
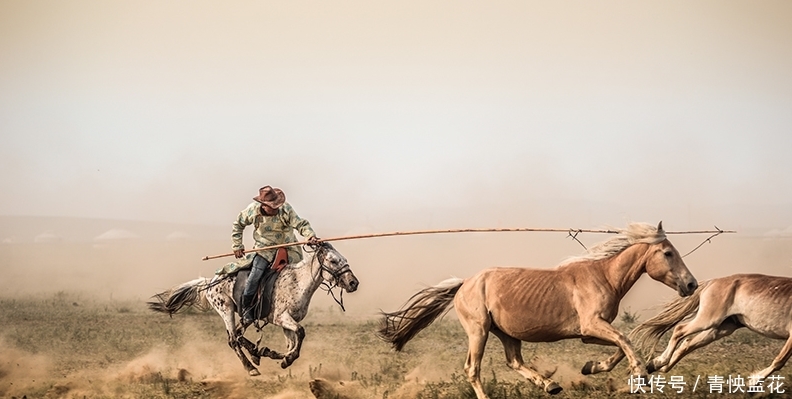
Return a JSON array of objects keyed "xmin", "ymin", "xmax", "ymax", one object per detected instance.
[
  {"xmin": 257, "ymin": 329, "xmax": 291, "ymax": 361},
  {"xmin": 237, "ymin": 335, "xmax": 261, "ymax": 366},
  {"xmin": 283, "ymin": 327, "xmax": 305, "ymax": 368},
  {"xmin": 463, "ymin": 326, "xmax": 489, "ymax": 399},
  {"xmin": 226, "ymin": 330, "xmax": 260, "ymax": 376},
  {"xmin": 285, "ymin": 328, "xmax": 300, "ymax": 352},
  {"xmin": 579, "ymin": 317, "xmax": 645, "ymax": 378},
  {"xmin": 271, "ymin": 313, "xmax": 305, "ymax": 369},
  {"xmin": 254, "ymin": 326, "xmax": 287, "ymax": 361},
  {"xmin": 455, "ymin": 306, "xmax": 491, "ymax": 399},
  {"xmin": 491, "ymin": 329, "xmax": 562, "ymax": 394},
  {"xmin": 224, "ymin": 319, "xmax": 260, "ymax": 376},
  {"xmin": 259, "ymin": 346, "xmax": 286, "ymax": 360},
  {"xmin": 581, "ymin": 346, "xmax": 625, "ymax": 375},
  {"xmin": 659, "ymin": 319, "xmax": 740, "ymax": 373},
  {"xmin": 207, "ymin": 282, "xmax": 260, "ymax": 376},
  {"xmin": 647, "ymin": 314, "xmax": 722, "ymax": 374},
  {"xmin": 748, "ymin": 335, "xmax": 792, "ymax": 386}
]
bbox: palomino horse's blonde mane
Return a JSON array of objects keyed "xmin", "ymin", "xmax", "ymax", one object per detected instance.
[{"xmin": 560, "ymin": 222, "xmax": 667, "ymax": 266}]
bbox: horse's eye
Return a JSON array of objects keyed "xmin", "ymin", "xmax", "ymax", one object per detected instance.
[{"xmin": 664, "ymin": 251, "xmax": 673, "ymax": 258}]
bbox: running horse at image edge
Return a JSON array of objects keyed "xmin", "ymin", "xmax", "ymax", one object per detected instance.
[
  {"xmin": 148, "ymin": 242, "xmax": 359, "ymax": 376},
  {"xmin": 630, "ymin": 273, "xmax": 792, "ymax": 386},
  {"xmin": 377, "ymin": 222, "xmax": 698, "ymax": 398}
]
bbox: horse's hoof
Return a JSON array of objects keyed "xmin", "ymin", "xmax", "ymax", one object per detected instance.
[
  {"xmin": 281, "ymin": 356, "xmax": 296, "ymax": 369},
  {"xmin": 646, "ymin": 362, "xmax": 657, "ymax": 374},
  {"xmin": 545, "ymin": 382, "xmax": 563, "ymax": 395},
  {"xmin": 248, "ymin": 368, "xmax": 260, "ymax": 376},
  {"xmin": 581, "ymin": 361, "xmax": 596, "ymax": 375}
]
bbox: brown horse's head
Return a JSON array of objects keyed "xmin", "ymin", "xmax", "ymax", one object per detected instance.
[
  {"xmin": 316, "ymin": 242, "xmax": 359, "ymax": 293},
  {"xmin": 644, "ymin": 221, "xmax": 698, "ymax": 297}
]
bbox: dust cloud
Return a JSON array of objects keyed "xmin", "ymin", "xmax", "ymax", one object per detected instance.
[
  {"xmin": 1, "ymin": 216, "xmax": 792, "ymax": 397},
  {"xmin": 3, "ymin": 215, "xmax": 792, "ymax": 316},
  {"xmin": 0, "ymin": 338, "xmax": 52, "ymax": 398},
  {"xmin": 0, "ymin": 314, "xmax": 314, "ymax": 399},
  {"xmin": 3, "ymin": 215, "xmax": 790, "ymax": 319}
]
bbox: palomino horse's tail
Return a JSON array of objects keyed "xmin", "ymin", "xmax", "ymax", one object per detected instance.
[
  {"xmin": 377, "ymin": 277, "xmax": 464, "ymax": 352},
  {"xmin": 628, "ymin": 280, "xmax": 713, "ymax": 356},
  {"xmin": 147, "ymin": 277, "xmax": 213, "ymax": 316}
]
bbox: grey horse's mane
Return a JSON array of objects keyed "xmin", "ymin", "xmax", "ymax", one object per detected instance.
[
  {"xmin": 559, "ymin": 223, "xmax": 666, "ymax": 266},
  {"xmin": 286, "ymin": 241, "xmax": 335, "ymax": 269}
]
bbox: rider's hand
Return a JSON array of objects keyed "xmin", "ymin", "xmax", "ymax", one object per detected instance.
[
  {"xmin": 234, "ymin": 248, "xmax": 245, "ymax": 259},
  {"xmin": 308, "ymin": 236, "xmax": 321, "ymax": 245}
]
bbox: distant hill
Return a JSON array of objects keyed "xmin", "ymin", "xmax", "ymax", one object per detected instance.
[{"xmin": 0, "ymin": 216, "xmax": 228, "ymax": 243}]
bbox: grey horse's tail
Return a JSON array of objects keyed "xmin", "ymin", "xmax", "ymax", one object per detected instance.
[
  {"xmin": 629, "ymin": 280, "xmax": 712, "ymax": 356},
  {"xmin": 377, "ymin": 277, "xmax": 464, "ymax": 352},
  {"xmin": 147, "ymin": 277, "xmax": 213, "ymax": 316}
]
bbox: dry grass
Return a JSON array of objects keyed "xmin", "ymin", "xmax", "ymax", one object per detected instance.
[{"xmin": 1, "ymin": 292, "xmax": 791, "ymax": 398}]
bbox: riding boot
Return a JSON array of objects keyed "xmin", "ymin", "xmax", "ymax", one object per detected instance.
[{"xmin": 241, "ymin": 294, "xmax": 255, "ymax": 325}]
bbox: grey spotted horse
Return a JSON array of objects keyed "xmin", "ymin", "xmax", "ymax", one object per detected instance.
[{"xmin": 148, "ymin": 242, "xmax": 359, "ymax": 376}]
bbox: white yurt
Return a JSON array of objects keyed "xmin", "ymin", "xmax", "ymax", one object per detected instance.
[
  {"xmin": 34, "ymin": 231, "xmax": 63, "ymax": 243},
  {"xmin": 165, "ymin": 231, "xmax": 191, "ymax": 241},
  {"xmin": 94, "ymin": 228, "xmax": 139, "ymax": 241}
]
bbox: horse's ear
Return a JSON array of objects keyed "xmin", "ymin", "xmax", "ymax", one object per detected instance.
[{"xmin": 657, "ymin": 221, "xmax": 664, "ymax": 233}]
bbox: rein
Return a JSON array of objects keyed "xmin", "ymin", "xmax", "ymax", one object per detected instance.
[
  {"xmin": 306, "ymin": 244, "xmax": 350, "ymax": 312},
  {"xmin": 319, "ymin": 263, "xmax": 352, "ymax": 311}
]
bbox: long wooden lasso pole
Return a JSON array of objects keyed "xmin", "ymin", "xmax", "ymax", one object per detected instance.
[{"xmin": 201, "ymin": 226, "xmax": 735, "ymax": 261}]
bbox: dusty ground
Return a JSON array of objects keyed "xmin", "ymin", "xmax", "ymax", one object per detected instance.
[
  {"xmin": 1, "ymin": 295, "xmax": 791, "ymax": 399},
  {"xmin": 2, "ymin": 217, "xmax": 792, "ymax": 398}
]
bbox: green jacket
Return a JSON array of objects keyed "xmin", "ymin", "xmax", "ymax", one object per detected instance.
[
  {"xmin": 231, "ymin": 201, "xmax": 316, "ymax": 265},
  {"xmin": 216, "ymin": 253, "xmax": 255, "ymax": 275}
]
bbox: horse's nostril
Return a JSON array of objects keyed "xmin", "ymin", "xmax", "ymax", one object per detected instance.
[{"xmin": 687, "ymin": 281, "xmax": 698, "ymax": 292}]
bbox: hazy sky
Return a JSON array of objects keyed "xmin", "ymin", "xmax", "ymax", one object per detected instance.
[{"xmin": 1, "ymin": 1, "xmax": 791, "ymax": 234}]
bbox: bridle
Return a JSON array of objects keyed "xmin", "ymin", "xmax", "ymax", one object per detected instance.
[{"xmin": 307, "ymin": 243, "xmax": 354, "ymax": 311}]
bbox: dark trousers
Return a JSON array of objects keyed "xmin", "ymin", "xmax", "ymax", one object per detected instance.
[{"xmin": 243, "ymin": 254, "xmax": 271, "ymax": 298}]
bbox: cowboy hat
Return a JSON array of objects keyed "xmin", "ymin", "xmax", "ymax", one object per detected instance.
[{"xmin": 253, "ymin": 186, "xmax": 286, "ymax": 209}]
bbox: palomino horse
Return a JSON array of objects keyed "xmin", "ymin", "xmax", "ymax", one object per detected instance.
[
  {"xmin": 631, "ymin": 273, "xmax": 792, "ymax": 385},
  {"xmin": 377, "ymin": 222, "xmax": 697, "ymax": 398},
  {"xmin": 148, "ymin": 242, "xmax": 359, "ymax": 376}
]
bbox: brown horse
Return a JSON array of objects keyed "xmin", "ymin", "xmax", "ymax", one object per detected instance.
[
  {"xmin": 631, "ymin": 273, "xmax": 792, "ymax": 385},
  {"xmin": 377, "ymin": 222, "xmax": 697, "ymax": 398}
]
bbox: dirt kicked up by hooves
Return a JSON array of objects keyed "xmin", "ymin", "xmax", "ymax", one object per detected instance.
[{"xmin": 309, "ymin": 378, "xmax": 365, "ymax": 399}]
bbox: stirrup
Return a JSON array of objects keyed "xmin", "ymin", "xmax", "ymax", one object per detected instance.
[{"xmin": 242, "ymin": 312, "xmax": 254, "ymax": 326}]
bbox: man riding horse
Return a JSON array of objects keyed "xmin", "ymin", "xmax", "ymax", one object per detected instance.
[{"xmin": 232, "ymin": 185, "xmax": 320, "ymax": 325}]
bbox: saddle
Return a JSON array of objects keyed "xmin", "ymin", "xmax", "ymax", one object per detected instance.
[
  {"xmin": 231, "ymin": 248, "xmax": 289, "ymax": 323},
  {"xmin": 271, "ymin": 247, "xmax": 289, "ymax": 272}
]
